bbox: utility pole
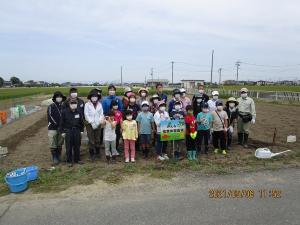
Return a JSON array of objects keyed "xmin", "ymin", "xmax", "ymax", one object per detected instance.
[
  {"xmin": 171, "ymin": 61, "xmax": 174, "ymax": 84},
  {"xmin": 150, "ymin": 68, "xmax": 154, "ymax": 87},
  {"xmin": 210, "ymin": 50, "xmax": 214, "ymax": 85},
  {"xmin": 120, "ymin": 66, "xmax": 123, "ymax": 87},
  {"xmin": 218, "ymin": 68, "xmax": 222, "ymax": 85},
  {"xmin": 235, "ymin": 61, "xmax": 240, "ymax": 82}
]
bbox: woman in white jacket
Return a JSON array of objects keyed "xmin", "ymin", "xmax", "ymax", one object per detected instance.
[{"xmin": 84, "ymin": 89, "xmax": 105, "ymax": 160}]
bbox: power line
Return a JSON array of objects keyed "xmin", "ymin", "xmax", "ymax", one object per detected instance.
[{"xmin": 240, "ymin": 61, "xmax": 300, "ymax": 68}]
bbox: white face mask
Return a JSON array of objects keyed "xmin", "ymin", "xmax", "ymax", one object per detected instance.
[
  {"xmin": 126, "ymin": 115, "xmax": 133, "ymax": 120},
  {"xmin": 159, "ymin": 106, "xmax": 166, "ymax": 112},
  {"xmin": 70, "ymin": 93, "xmax": 77, "ymax": 98},
  {"xmin": 174, "ymin": 105, "xmax": 181, "ymax": 110},
  {"xmin": 202, "ymin": 108, "xmax": 209, "ymax": 113},
  {"xmin": 91, "ymin": 96, "xmax": 98, "ymax": 103},
  {"xmin": 181, "ymin": 93, "xmax": 186, "ymax": 97},
  {"xmin": 141, "ymin": 92, "xmax": 147, "ymax": 97},
  {"xmin": 109, "ymin": 90, "xmax": 115, "ymax": 96},
  {"xmin": 129, "ymin": 98, "xmax": 136, "ymax": 103},
  {"xmin": 229, "ymin": 103, "xmax": 235, "ymax": 108},
  {"xmin": 199, "ymin": 89, "xmax": 204, "ymax": 94},
  {"xmin": 213, "ymin": 95, "xmax": 219, "ymax": 100},
  {"xmin": 196, "ymin": 98, "xmax": 202, "ymax": 103},
  {"xmin": 153, "ymin": 99, "xmax": 158, "ymax": 104},
  {"xmin": 112, "ymin": 105, "xmax": 118, "ymax": 110},
  {"xmin": 142, "ymin": 106, "xmax": 149, "ymax": 111},
  {"xmin": 217, "ymin": 106, "xmax": 223, "ymax": 111},
  {"xmin": 70, "ymin": 104, "xmax": 77, "ymax": 110},
  {"xmin": 56, "ymin": 97, "xmax": 62, "ymax": 103},
  {"xmin": 241, "ymin": 93, "xmax": 248, "ymax": 98},
  {"xmin": 174, "ymin": 94, "xmax": 180, "ymax": 99}
]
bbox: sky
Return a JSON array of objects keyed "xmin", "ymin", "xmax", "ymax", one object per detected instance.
[{"xmin": 0, "ymin": 0, "xmax": 300, "ymax": 83}]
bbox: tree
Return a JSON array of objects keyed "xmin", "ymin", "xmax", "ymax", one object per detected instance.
[
  {"xmin": 10, "ymin": 76, "xmax": 21, "ymax": 86},
  {"xmin": 0, "ymin": 77, "xmax": 4, "ymax": 87}
]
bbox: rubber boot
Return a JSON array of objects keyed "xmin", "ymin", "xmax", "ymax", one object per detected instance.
[
  {"xmin": 243, "ymin": 133, "xmax": 249, "ymax": 148},
  {"xmin": 238, "ymin": 133, "xmax": 243, "ymax": 145},
  {"xmin": 111, "ymin": 155, "xmax": 117, "ymax": 164},
  {"xmin": 95, "ymin": 147, "xmax": 101, "ymax": 159},
  {"xmin": 51, "ymin": 148, "xmax": 59, "ymax": 165},
  {"xmin": 187, "ymin": 151, "xmax": 193, "ymax": 160},
  {"xmin": 174, "ymin": 151, "xmax": 179, "ymax": 160},
  {"xmin": 144, "ymin": 148, "xmax": 149, "ymax": 159},
  {"xmin": 89, "ymin": 148, "xmax": 95, "ymax": 161},
  {"xmin": 56, "ymin": 147, "xmax": 62, "ymax": 162},
  {"xmin": 192, "ymin": 150, "xmax": 197, "ymax": 160}
]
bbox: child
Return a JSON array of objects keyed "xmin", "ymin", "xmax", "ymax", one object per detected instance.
[
  {"xmin": 137, "ymin": 88, "xmax": 149, "ymax": 107},
  {"xmin": 122, "ymin": 110, "xmax": 138, "ymax": 163},
  {"xmin": 104, "ymin": 111, "xmax": 119, "ymax": 163},
  {"xmin": 225, "ymin": 97, "xmax": 239, "ymax": 150},
  {"xmin": 150, "ymin": 94, "xmax": 161, "ymax": 114},
  {"xmin": 208, "ymin": 91, "xmax": 219, "ymax": 112},
  {"xmin": 168, "ymin": 89, "xmax": 182, "ymax": 114},
  {"xmin": 154, "ymin": 101, "xmax": 170, "ymax": 161},
  {"xmin": 110, "ymin": 100, "xmax": 123, "ymax": 151},
  {"xmin": 60, "ymin": 99, "xmax": 84, "ymax": 167},
  {"xmin": 184, "ymin": 105, "xmax": 197, "ymax": 160},
  {"xmin": 124, "ymin": 92, "xmax": 140, "ymax": 120},
  {"xmin": 169, "ymin": 100, "xmax": 185, "ymax": 160},
  {"xmin": 196, "ymin": 102, "xmax": 213, "ymax": 155},
  {"xmin": 211, "ymin": 100, "xmax": 228, "ymax": 155},
  {"xmin": 192, "ymin": 93, "xmax": 205, "ymax": 117},
  {"xmin": 136, "ymin": 101, "xmax": 155, "ymax": 159}
]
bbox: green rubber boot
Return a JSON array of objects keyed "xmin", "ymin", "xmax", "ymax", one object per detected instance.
[{"xmin": 187, "ymin": 151, "xmax": 193, "ymax": 160}]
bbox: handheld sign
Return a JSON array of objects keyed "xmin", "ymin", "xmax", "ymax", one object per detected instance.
[{"xmin": 160, "ymin": 119, "xmax": 186, "ymax": 141}]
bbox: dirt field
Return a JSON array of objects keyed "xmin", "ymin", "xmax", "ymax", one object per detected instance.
[{"xmin": 0, "ymin": 96, "xmax": 299, "ymax": 170}]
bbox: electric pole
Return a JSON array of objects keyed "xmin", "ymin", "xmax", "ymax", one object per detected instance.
[
  {"xmin": 120, "ymin": 66, "xmax": 123, "ymax": 87},
  {"xmin": 210, "ymin": 50, "xmax": 214, "ymax": 85},
  {"xmin": 235, "ymin": 61, "xmax": 240, "ymax": 82},
  {"xmin": 171, "ymin": 61, "xmax": 174, "ymax": 84},
  {"xmin": 218, "ymin": 68, "xmax": 222, "ymax": 85},
  {"xmin": 151, "ymin": 68, "xmax": 154, "ymax": 87}
]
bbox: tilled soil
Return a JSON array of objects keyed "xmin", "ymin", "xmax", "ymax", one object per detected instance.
[{"xmin": 0, "ymin": 100, "xmax": 299, "ymax": 170}]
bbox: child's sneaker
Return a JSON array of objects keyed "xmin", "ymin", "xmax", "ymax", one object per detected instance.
[
  {"xmin": 125, "ymin": 158, "xmax": 130, "ymax": 163},
  {"xmin": 131, "ymin": 158, "xmax": 135, "ymax": 163},
  {"xmin": 222, "ymin": 150, "xmax": 227, "ymax": 155},
  {"xmin": 157, "ymin": 155, "xmax": 165, "ymax": 161},
  {"xmin": 214, "ymin": 149, "xmax": 219, "ymax": 154},
  {"xmin": 163, "ymin": 154, "xmax": 169, "ymax": 160}
]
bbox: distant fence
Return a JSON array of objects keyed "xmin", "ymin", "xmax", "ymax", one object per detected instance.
[{"xmin": 187, "ymin": 88, "xmax": 300, "ymax": 102}]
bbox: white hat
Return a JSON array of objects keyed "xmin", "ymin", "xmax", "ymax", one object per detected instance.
[
  {"xmin": 141, "ymin": 101, "xmax": 149, "ymax": 106},
  {"xmin": 240, "ymin": 87, "xmax": 248, "ymax": 92},
  {"xmin": 212, "ymin": 90, "xmax": 219, "ymax": 96},
  {"xmin": 179, "ymin": 88, "xmax": 186, "ymax": 93}
]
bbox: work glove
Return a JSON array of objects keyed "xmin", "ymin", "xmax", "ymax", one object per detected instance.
[
  {"xmin": 61, "ymin": 133, "xmax": 66, "ymax": 138},
  {"xmin": 251, "ymin": 118, "xmax": 256, "ymax": 124},
  {"xmin": 80, "ymin": 132, "xmax": 83, "ymax": 136},
  {"xmin": 91, "ymin": 122, "xmax": 98, "ymax": 130},
  {"xmin": 229, "ymin": 126, "xmax": 233, "ymax": 133}
]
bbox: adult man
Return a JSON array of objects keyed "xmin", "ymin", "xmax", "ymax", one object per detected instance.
[
  {"xmin": 237, "ymin": 88, "xmax": 256, "ymax": 148},
  {"xmin": 102, "ymin": 84, "xmax": 123, "ymax": 116},
  {"xmin": 63, "ymin": 87, "xmax": 85, "ymax": 117},
  {"xmin": 156, "ymin": 83, "xmax": 168, "ymax": 103}
]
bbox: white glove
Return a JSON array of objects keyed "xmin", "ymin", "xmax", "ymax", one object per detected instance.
[
  {"xmin": 91, "ymin": 122, "xmax": 98, "ymax": 130},
  {"xmin": 251, "ymin": 118, "xmax": 256, "ymax": 124},
  {"xmin": 224, "ymin": 127, "xmax": 228, "ymax": 132},
  {"xmin": 61, "ymin": 133, "xmax": 66, "ymax": 138},
  {"xmin": 80, "ymin": 132, "xmax": 83, "ymax": 136},
  {"xmin": 210, "ymin": 128, "xmax": 214, "ymax": 134},
  {"xmin": 229, "ymin": 126, "xmax": 233, "ymax": 133}
]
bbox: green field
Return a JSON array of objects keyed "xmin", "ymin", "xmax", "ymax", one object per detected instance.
[{"xmin": 221, "ymin": 85, "xmax": 300, "ymax": 92}]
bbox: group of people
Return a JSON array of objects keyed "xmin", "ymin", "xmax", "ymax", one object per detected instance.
[{"xmin": 47, "ymin": 83, "xmax": 256, "ymax": 166}]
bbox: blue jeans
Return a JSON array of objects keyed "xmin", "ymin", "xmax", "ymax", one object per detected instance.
[{"xmin": 155, "ymin": 134, "xmax": 168, "ymax": 156}]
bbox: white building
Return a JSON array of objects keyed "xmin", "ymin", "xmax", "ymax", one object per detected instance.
[{"xmin": 181, "ymin": 79, "xmax": 205, "ymax": 90}]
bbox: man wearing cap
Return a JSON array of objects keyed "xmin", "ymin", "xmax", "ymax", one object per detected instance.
[
  {"xmin": 237, "ymin": 88, "xmax": 256, "ymax": 148},
  {"xmin": 102, "ymin": 84, "xmax": 123, "ymax": 116}
]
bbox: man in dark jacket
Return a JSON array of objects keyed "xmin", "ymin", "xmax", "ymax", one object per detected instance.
[
  {"xmin": 60, "ymin": 99, "xmax": 84, "ymax": 167},
  {"xmin": 156, "ymin": 83, "xmax": 168, "ymax": 103},
  {"xmin": 47, "ymin": 91, "xmax": 66, "ymax": 165},
  {"xmin": 62, "ymin": 87, "xmax": 85, "ymax": 117},
  {"xmin": 225, "ymin": 97, "xmax": 239, "ymax": 150}
]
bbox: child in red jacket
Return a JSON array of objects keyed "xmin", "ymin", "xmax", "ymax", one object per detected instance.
[{"xmin": 184, "ymin": 105, "xmax": 197, "ymax": 160}]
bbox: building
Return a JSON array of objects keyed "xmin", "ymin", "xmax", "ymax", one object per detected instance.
[
  {"xmin": 181, "ymin": 79, "xmax": 205, "ymax": 90},
  {"xmin": 147, "ymin": 79, "xmax": 169, "ymax": 87},
  {"xmin": 223, "ymin": 80, "xmax": 238, "ymax": 85},
  {"xmin": 3, "ymin": 81, "xmax": 12, "ymax": 87}
]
